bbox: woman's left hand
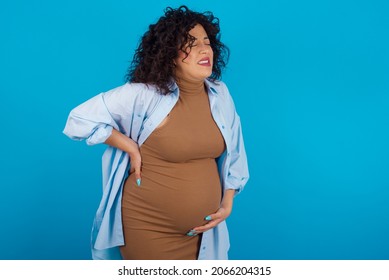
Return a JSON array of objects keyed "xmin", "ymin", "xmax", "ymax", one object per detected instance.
[
  {"xmin": 187, "ymin": 189, "xmax": 235, "ymax": 236},
  {"xmin": 189, "ymin": 206, "xmax": 232, "ymax": 235}
]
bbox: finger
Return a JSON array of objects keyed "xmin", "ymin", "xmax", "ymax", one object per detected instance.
[
  {"xmin": 186, "ymin": 229, "xmax": 198, "ymax": 237},
  {"xmin": 204, "ymin": 212, "xmax": 222, "ymax": 221},
  {"xmin": 130, "ymin": 156, "xmax": 142, "ymax": 186},
  {"xmin": 192, "ymin": 219, "xmax": 222, "ymax": 233},
  {"xmin": 134, "ymin": 164, "xmax": 142, "ymax": 186},
  {"xmin": 204, "ymin": 208, "xmax": 226, "ymax": 222}
]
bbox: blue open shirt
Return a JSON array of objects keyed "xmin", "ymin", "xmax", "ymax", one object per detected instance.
[{"xmin": 63, "ymin": 79, "xmax": 249, "ymax": 259}]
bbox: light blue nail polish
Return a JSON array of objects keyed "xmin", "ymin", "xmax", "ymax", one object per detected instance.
[
  {"xmin": 205, "ymin": 215, "xmax": 212, "ymax": 221},
  {"xmin": 136, "ymin": 179, "xmax": 141, "ymax": 187},
  {"xmin": 187, "ymin": 232, "xmax": 194, "ymax": 236}
]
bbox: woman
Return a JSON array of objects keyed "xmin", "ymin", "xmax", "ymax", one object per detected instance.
[{"xmin": 63, "ymin": 5, "xmax": 249, "ymax": 260}]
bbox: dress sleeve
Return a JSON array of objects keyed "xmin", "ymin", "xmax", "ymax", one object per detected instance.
[{"xmin": 63, "ymin": 84, "xmax": 138, "ymax": 145}]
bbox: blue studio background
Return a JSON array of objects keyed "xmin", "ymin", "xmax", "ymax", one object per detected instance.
[{"xmin": 1, "ymin": 0, "xmax": 388, "ymax": 259}]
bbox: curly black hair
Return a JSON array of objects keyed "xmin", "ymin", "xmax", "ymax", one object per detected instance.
[{"xmin": 126, "ymin": 5, "xmax": 229, "ymax": 94}]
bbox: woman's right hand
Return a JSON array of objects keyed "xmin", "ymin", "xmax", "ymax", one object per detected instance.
[
  {"xmin": 128, "ymin": 147, "xmax": 142, "ymax": 186},
  {"xmin": 104, "ymin": 129, "xmax": 142, "ymax": 186}
]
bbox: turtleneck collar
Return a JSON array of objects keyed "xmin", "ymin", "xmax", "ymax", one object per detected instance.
[{"xmin": 174, "ymin": 76, "xmax": 206, "ymax": 96}]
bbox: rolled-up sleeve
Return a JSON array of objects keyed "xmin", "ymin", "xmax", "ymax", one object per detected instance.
[
  {"xmin": 224, "ymin": 112, "xmax": 249, "ymax": 194},
  {"xmin": 220, "ymin": 83, "xmax": 249, "ymax": 195},
  {"xmin": 63, "ymin": 93, "xmax": 119, "ymax": 145}
]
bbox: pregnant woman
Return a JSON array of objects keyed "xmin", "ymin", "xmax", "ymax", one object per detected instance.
[{"xmin": 63, "ymin": 5, "xmax": 249, "ymax": 260}]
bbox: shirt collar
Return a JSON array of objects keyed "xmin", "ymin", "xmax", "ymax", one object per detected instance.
[
  {"xmin": 169, "ymin": 78, "xmax": 219, "ymax": 95},
  {"xmin": 204, "ymin": 79, "xmax": 219, "ymax": 95}
]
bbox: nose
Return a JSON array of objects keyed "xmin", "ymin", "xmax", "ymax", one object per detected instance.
[{"xmin": 199, "ymin": 44, "xmax": 209, "ymax": 54}]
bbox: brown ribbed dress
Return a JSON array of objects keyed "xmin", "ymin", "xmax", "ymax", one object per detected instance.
[{"xmin": 120, "ymin": 78, "xmax": 225, "ymax": 260}]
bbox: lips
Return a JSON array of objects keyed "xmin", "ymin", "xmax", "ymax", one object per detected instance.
[{"xmin": 198, "ymin": 57, "xmax": 211, "ymax": 66}]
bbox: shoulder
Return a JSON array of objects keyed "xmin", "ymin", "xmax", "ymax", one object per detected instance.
[
  {"xmin": 206, "ymin": 79, "xmax": 236, "ymax": 109},
  {"xmin": 100, "ymin": 83, "xmax": 165, "ymax": 113},
  {"xmin": 103, "ymin": 82, "xmax": 160, "ymax": 101}
]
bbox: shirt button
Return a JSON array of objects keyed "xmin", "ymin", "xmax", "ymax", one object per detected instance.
[
  {"xmin": 221, "ymin": 125, "xmax": 225, "ymax": 129},
  {"xmin": 202, "ymin": 246, "xmax": 206, "ymax": 250}
]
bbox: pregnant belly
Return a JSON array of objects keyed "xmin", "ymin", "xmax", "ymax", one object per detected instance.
[{"xmin": 122, "ymin": 159, "xmax": 222, "ymax": 234}]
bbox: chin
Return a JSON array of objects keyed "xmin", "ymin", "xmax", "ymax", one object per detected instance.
[
  {"xmin": 202, "ymin": 71, "xmax": 213, "ymax": 79},
  {"xmin": 191, "ymin": 70, "xmax": 212, "ymax": 81}
]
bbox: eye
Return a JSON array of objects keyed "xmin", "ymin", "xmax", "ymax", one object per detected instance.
[{"xmin": 191, "ymin": 41, "xmax": 211, "ymax": 48}]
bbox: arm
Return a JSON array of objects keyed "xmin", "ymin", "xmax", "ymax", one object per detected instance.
[
  {"xmin": 63, "ymin": 83, "xmax": 144, "ymax": 146},
  {"xmin": 63, "ymin": 93, "xmax": 117, "ymax": 145},
  {"xmin": 104, "ymin": 129, "xmax": 142, "ymax": 185},
  {"xmin": 63, "ymin": 84, "xmax": 145, "ymax": 184}
]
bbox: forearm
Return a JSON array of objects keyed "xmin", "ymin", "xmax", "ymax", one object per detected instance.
[
  {"xmin": 104, "ymin": 129, "xmax": 138, "ymax": 155},
  {"xmin": 221, "ymin": 189, "xmax": 235, "ymax": 214}
]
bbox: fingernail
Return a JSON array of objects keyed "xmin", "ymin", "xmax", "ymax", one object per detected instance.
[
  {"xmin": 186, "ymin": 230, "xmax": 197, "ymax": 236},
  {"xmin": 136, "ymin": 179, "xmax": 141, "ymax": 187},
  {"xmin": 205, "ymin": 215, "xmax": 212, "ymax": 221}
]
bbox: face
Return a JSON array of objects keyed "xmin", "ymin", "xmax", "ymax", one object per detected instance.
[{"xmin": 174, "ymin": 24, "xmax": 214, "ymax": 82}]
